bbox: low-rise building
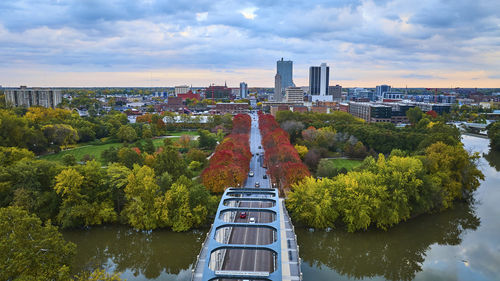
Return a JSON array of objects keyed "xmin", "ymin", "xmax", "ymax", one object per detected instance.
[
  {"xmin": 285, "ymin": 87, "xmax": 304, "ymax": 103},
  {"xmin": 213, "ymin": 102, "xmax": 249, "ymax": 115},
  {"xmin": 349, "ymin": 102, "xmax": 392, "ymax": 123}
]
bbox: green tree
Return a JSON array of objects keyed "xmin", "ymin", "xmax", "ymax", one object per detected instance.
[
  {"xmin": 62, "ymin": 154, "xmax": 77, "ymax": 166},
  {"xmin": 117, "ymin": 147, "xmax": 143, "ymax": 169},
  {"xmin": 487, "ymin": 121, "xmax": 500, "ymax": 151},
  {"xmin": 153, "ymin": 146, "xmax": 189, "ymax": 180},
  {"xmin": 0, "ymin": 206, "xmax": 76, "ymax": 280},
  {"xmin": 406, "ymin": 107, "xmax": 423, "ymax": 125},
  {"xmin": 42, "ymin": 124, "xmax": 79, "ymax": 147},
  {"xmin": 117, "ymin": 125, "xmax": 138, "ymax": 143},
  {"xmin": 106, "ymin": 163, "xmax": 130, "ymax": 214},
  {"xmin": 287, "ymin": 177, "xmax": 338, "ymax": 229},
  {"xmin": 198, "ymin": 129, "xmax": 217, "ymax": 150},
  {"xmin": 123, "ymin": 165, "xmax": 161, "ymax": 230}
]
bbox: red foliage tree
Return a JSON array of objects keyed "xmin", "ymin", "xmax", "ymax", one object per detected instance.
[
  {"xmin": 202, "ymin": 114, "xmax": 252, "ymax": 193},
  {"xmin": 258, "ymin": 112, "xmax": 310, "ymax": 190}
]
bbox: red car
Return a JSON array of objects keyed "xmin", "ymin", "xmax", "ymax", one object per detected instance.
[{"xmin": 240, "ymin": 212, "xmax": 247, "ymax": 219}]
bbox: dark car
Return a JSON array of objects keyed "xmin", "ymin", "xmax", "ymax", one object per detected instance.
[
  {"xmin": 240, "ymin": 212, "xmax": 247, "ymax": 219},
  {"xmin": 258, "ymin": 146, "xmax": 262, "ymax": 149},
  {"xmin": 255, "ymin": 182, "xmax": 260, "ymax": 187},
  {"xmin": 263, "ymin": 175, "xmax": 267, "ymax": 179}
]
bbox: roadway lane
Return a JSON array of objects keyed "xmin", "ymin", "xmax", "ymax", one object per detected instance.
[{"xmin": 220, "ymin": 112, "xmax": 275, "ymax": 275}]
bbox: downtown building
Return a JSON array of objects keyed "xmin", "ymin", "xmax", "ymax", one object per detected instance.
[
  {"xmin": 309, "ymin": 63, "xmax": 330, "ymax": 102},
  {"xmin": 285, "ymin": 87, "xmax": 304, "ymax": 103},
  {"xmin": 274, "ymin": 58, "xmax": 295, "ymax": 102},
  {"xmin": 5, "ymin": 86, "xmax": 62, "ymax": 108},
  {"xmin": 239, "ymin": 82, "xmax": 248, "ymax": 99}
]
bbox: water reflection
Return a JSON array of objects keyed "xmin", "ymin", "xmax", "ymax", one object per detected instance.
[
  {"xmin": 296, "ymin": 201, "xmax": 480, "ymax": 281},
  {"xmin": 63, "ymin": 225, "xmax": 206, "ymax": 280},
  {"xmin": 483, "ymin": 149, "xmax": 500, "ymax": 172}
]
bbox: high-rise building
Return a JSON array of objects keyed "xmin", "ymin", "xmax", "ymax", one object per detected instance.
[
  {"xmin": 309, "ymin": 63, "xmax": 330, "ymax": 102},
  {"xmin": 376, "ymin": 85, "xmax": 391, "ymax": 99},
  {"xmin": 239, "ymin": 82, "xmax": 248, "ymax": 99},
  {"xmin": 274, "ymin": 73, "xmax": 282, "ymax": 102},
  {"xmin": 277, "ymin": 58, "xmax": 294, "ymax": 90},
  {"xmin": 205, "ymin": 85, "xmax": 231, "ymax": 100},
  {"xmin": 285, "ymin": 87, "xmax": 304, "ymax": 103},
  {"xmin": 5, "ymin": 86, "xmax": 62, "ymax": 108}
]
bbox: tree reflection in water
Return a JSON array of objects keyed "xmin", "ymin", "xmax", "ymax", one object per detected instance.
[
  {"xmin": 296, "ymin": 201, "xmax": 480, "ymax": 281},
  {"xmin": 484, "ymin": 149, "xmax": 500, "ymax": 172},
  {"xmin": 63, "ymin": 226, "xmax": 206, "ymax": 279}
]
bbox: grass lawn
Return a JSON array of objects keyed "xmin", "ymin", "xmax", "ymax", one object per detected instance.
[
  {"xmin": 39, "ymin": 136, "xmax": 181, "ymax": 164},
  {"xmin": 328, "ymin": 158, "xmax": 363, "ymax": 170},
  {"xmin": 166, "ymin": 131, "xmax": 199, "ymax": 136}
]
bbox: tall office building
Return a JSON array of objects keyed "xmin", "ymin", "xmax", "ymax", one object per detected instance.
[
  {"xmin": 310, "ymin": 63, "xmax": 330, "ymax": 102},
  {"xmin": 239, "ymin": 82, "xmax": 248, "ymax": 99},
  {"xmin": 376, "ymin": 85, "xmax": 391, "ymax": 100},
  {"xmin": 277, "ymin": 58, "xmax": 294, "ymax": 90},
  {"xmin": 5, "ymin": 86, "xmax": 62, "ymax": 108},
  {"xmin": 274, "ymin": 73, "xmax": 283, "ymax": 102}
]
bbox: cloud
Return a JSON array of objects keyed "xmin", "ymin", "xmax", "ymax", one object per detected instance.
[
  {"xmin": 0, "ymin": 0, "xmax": 499, "ymax": 86},
  {"xmin": 401, "ymin": 74, "xmax": 444, "ymax": 80}
]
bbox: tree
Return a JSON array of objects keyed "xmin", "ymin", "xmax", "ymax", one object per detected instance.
[
  {"xmin": 487, "ymin": 121, "xmax": 500, "ymax": 151},
  {"xmin": 117, "ymin": 125, "xmax": 138, "ymax": 143},
  {"xmin": 106, "ymin": 163, "xmax": 130, "ymax": 214},
  {"xmin": 42, "ymin": 124, "xmax": 79, "ymax": 147},
  {"xmin": 153, "ymin": 146, "xmax": 188, "ymax": 181},
  {"xmin": 54, "ymin": 163, "xmax": 117, "ymax": 228},
  {"xmin": 287, "ymin": 177, "xmax": 338, "ymax": 228},
  {"xmin": 117, "ymin": 147, "xmax": 143, "ymax": 169},
  {"xmin": 294, "ymin": 144, "xmax": 308, "ymax": 159},
  {"xmin": 316, "ymin": 159, "xmax": 339, "ymax": 178},
  {"xmin": 0, "ymin": 206, "xmax": 76, "ymax": 280},
  {"xmin": 123, "ymin": 165, "xmax": 161, "ymax": 230},
  {"xmin": 62, "ymin": 154, "xmax": 77, "ymax": 166},
  {"xmin": 406, "ymin": 107, "xmax": 423, "ymax": 125},
  {"xmin": 198, "ymin": 129, "xmax": 217, "ymax": 150}
]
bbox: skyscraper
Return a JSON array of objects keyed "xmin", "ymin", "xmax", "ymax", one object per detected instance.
[
  {"xmin": 239, "ymin": 82, "xmax": 248, "ymax": 99},
  {"xmin": 309, "ymin": 63, "xmax": 330, "ymax": 102},
  {"xmin": 277, "ymin": 58, "xmax": 294, "ymax": 90},
  {"xmin": 274, "ymin": 73, "xmax": 282, "ymax": 102}
]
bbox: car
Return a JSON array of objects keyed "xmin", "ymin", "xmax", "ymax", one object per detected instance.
[
  {"xmin": 249, "ymin": 217, "xmax": 255, "ymax": 223},
  {"xmin": 263, "ymin": 175, "xmax": 267, "ymax": 179},
  {"xmin": 256, "ymin": 152, "xmax": 259, "ymax": 155},
  {"xmin": 255, "ymin": 182, "xmax": 260, "ymax": 187},
  {"xmin": 248, "ymin": 171, "xmax": 254, "ymax": 177},
  {"xmin": 240, "ymin": 212, "xmax": 247, "ymax": 219},
  {"xmin": 258, "ymin": 146, "xmax": 262, "ymax": 149}
]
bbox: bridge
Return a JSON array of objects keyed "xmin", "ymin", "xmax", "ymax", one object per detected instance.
[{"xmin": 192, "ymin": 112, "xmax": 302, "ymax": 281}]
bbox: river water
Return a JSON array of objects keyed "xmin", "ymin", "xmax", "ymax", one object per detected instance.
[{"xmin": 63, "ymin": 135, "xmax": 500, "ymax": 281}]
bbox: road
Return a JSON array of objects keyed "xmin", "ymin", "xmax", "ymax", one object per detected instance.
[{"xmin": 220, "ymin": 112, "xmax": 275, "ymax": 275}]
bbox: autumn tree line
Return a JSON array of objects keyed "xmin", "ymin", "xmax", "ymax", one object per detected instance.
[
  {"xmin": 258, "ymin": 112, "xmax": 310, "ymax": 190},
  {"xmin": 278, "ymin": 111, "xmax": 484, "ymax": 232},
  {"xmin": 202, "ymin": 114, "xmax": 252, "ymax": 193}
]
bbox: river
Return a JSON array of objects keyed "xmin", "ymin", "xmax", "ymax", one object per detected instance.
[{"xmin": 63, "ymin": 135, "xmax": 500, "ymax": 281}]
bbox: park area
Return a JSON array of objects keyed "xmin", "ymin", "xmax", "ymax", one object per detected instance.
[
  {"xmin": 327, "ymin": 158, "xmax": 363, "ymax": 170},
  {"xmin": 39, "ymin": 131, "xmax": 198, "ymax": 164}
]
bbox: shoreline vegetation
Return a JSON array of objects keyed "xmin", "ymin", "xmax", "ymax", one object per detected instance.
[{"xmin": 278, "ymin": 111, "xmax": 484, "ymax": 232}]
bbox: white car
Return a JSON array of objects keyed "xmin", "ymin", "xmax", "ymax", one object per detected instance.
[
  {"xmin": 249, "ymin": 217, "xmax": 256, "ymax": 223},
  {"xmin": 248, "ymin": 171, "xmax": 254, "ymax": 177}
]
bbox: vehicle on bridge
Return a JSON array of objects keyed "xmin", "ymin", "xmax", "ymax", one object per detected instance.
[
  {"xmin": 240, "ymin": 212, "xmax": 247, "ymax": 219},
  {"xmin": 249, "ymin": 171, "xmax": 254, "ymax": 177},
  {"xmin": 255, "ymin": 182, "xmax": 260, "ymax": 187}
]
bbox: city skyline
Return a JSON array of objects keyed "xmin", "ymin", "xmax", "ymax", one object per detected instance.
[{"xmin": 0, "ymin": 0, "xmax": 499, "ymax": 88}]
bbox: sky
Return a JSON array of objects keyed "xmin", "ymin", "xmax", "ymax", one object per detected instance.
[{"xmin": 0, "ymin": 0, "xmax": 499, "ymax": 88}]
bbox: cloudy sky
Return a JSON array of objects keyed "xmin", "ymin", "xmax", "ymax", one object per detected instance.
[{"xmin": 0, "ymin": 0, "xmax": 499, "ymax": 87}]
